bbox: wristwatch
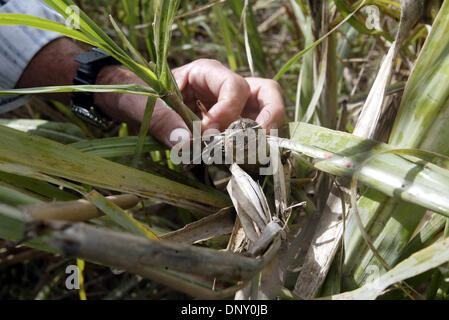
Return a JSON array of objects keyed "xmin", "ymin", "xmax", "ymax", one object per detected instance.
[{"xmin": 71, "ymin": 47, "xmax": 121, "ymax": 129}]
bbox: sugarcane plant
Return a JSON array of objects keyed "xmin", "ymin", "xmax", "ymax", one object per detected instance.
[{"xmin": 1, "ymin": 0, "xmax": 449, "ymax": 300}]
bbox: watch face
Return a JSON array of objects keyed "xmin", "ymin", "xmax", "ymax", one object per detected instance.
[{"xmin": 71, "ymin": 48, "xmax": 119, "ymax": 129}]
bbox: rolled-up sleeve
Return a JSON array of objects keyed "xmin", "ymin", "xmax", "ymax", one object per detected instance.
[{"xmin": 0, "ymin": 0, "xmax": 65, "ymax": 113}]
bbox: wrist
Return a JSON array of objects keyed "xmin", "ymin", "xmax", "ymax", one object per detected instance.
[
  {"xmin": 94, "ymin": 65, "xmax": 134, "ymax": 120},
  {"xmin": 94, "ymin": 65, "xmax": 152, "ymax": 126}
]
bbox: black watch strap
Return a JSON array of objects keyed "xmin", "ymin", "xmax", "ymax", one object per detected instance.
[{"xmin": 71, "ymin": 48, "xmax": 121, "ymax": 129}]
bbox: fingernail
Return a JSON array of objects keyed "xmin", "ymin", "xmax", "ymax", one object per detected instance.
[
  {"xmin": 202, "ymin": 118, "xmax": 221, "ymax": 131},
  {"xmin": 168, "ymin": 128, "xmax": 191, "ymax": 148},
  {"xmin": 256, "ymin": 110, "xmax": 271, "ymax": 129},
  {"xmin": 175, "ymin": 77, "xmax": 183, "ymax": 90},
  {"xmin": 173, "ymin": 71, "xmax": 187, "ymax": 91}
]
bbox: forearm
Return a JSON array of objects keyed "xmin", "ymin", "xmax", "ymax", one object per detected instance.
[
  {"xmin": 2, "ymin": 0, "xmax": 190, "ymax": 147},
  {"xmin": 15, "ymin": 37, "xmax": 138, "ymax": 123},
  {"xmin": 15, "ymin": 37, "xmax": 84, "ymax": 104}
]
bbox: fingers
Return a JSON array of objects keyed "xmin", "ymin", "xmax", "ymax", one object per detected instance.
[
  {"xmin": 117, "ymin": 93, "xmax": 191, "ymax": 148},
  {"xmin": 244, "ymin": 77, "xmax": 286, "ymax": 131},
  {"xmin": 111, "ymin": 59, "xmax": 285, "ymax": 152},
  {"xmin": 149, "ymin": 99, "xmax": 191, "ymax": 148},
  {"xmin": 203, "ymin": 68, "xmax": 250, "ymax": 130},
  {"xmin": 173, "ymin": 59, "xmax": 251, "ymax": 131},
  {"xmin": 97, "ymin": 67, "xmax": 191, "ymax": 149}
]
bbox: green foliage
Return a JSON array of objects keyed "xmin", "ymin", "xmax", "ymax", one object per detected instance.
[{"xmin": 1, "ymin": 0, "xmax": 449, "ymax": 300}]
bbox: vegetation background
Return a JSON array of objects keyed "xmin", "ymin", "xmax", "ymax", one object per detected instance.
[{"xmin": 1, "ymin": 0, "xmax": 449, "ymax": 300}]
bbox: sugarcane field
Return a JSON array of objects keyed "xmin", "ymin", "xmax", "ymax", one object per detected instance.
[{"xmin": 1, "ymin": 0, "xmax": 449, "ymax": 307}]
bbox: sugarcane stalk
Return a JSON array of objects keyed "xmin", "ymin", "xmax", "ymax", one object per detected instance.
[
  {"xmin": 0, "ymin": 205, "xmax": 281, "ymax": 287},
  {"xmin": 277, "ymin": 126, "xmax": 449, "ymax": 218},
  {"xmin": 23, "ymin": 194, "xmax": 140, "ymax": 222},
  {"xmin": 335, "ymin": 0, "xmax": 449, "ymax": 292}
]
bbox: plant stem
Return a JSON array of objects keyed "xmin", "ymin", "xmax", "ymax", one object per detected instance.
[{"xmin": 163, "ymin": 92, "xmax": 200, "ymax": 132}]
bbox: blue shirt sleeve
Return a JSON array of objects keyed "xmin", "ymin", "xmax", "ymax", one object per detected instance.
[{"xmin": 0, "ymin": 0, "xmax": 66, "ymax": 113}]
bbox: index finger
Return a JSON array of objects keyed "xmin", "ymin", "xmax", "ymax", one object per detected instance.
[
  {"xmin": 175, "ymin": 59, "xmax": 251, "ymax": 131},
  {"xmin": 245, "ymin": 78, "xmax": 286, "ymax": 131}
]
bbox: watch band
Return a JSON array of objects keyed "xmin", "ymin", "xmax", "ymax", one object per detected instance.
[{"xmin": 71, "ymin": 47, "xmax": 121, "ymax": 129}]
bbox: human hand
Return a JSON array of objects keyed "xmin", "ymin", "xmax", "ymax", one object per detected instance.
[
  {"xmin": 173, "ymin": 59, "xmax": 286, "ymax": 132},
  {"xmin": 96, "ymin": 59, "xmax": 286, "ymax": 148}
]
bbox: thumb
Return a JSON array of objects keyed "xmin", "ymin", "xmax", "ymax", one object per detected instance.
[{"xmin": 148, "ymin": 99, "xmax": 191, "ymax": 148}]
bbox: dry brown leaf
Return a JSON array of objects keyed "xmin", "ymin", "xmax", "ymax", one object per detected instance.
[
  {"xmin": 227, "ymin": 178, "xmax": 260, "ymax": 243},
  {"xmin": 161, "ymin": 207, "xmax": 235, "ymax": 244}
]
